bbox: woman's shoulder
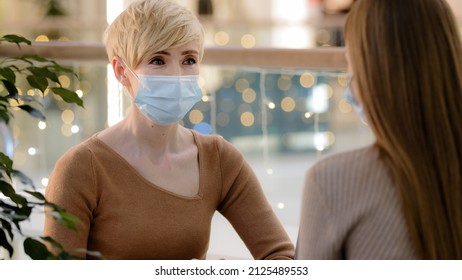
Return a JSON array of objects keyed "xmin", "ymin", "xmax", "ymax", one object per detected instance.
[
  {"xmin": 191, "ymin": 130, "xmax": 245, "ymax": 172},
  {"xmin": 311, "ymin": 145, "xmax": 381, "ymax": 174},
  {"xmin": 306, "ymin": 145, "xmax": 392, "ymax": 194},
  {"xmin": 191, "ymin": 130, "xmax": 239, "ymax": 154},
  {"xmin": 191, "ymin": 130, "xmax": 223, "ymax": 143},
  {"xmin": 55, "ymin": 134, "xmax": 102, "ymax": 164},
  {"xmin": 306, "ymin": 144, "xmax": 394, "ymax": 204}
]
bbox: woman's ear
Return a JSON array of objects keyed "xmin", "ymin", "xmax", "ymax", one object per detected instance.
[{"xmin": 112, "ymin": 56, "xmax": 131, "ymax": 87}]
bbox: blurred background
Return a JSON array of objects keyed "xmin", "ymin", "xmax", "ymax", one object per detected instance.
[{"xmin": 1, "ymin": 0, "xmax": 460, "ymax": 259}]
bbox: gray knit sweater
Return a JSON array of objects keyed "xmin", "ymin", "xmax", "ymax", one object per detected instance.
[{"xmin": 296, "ymin": 145, "xmax": 418, "ymax": 259}]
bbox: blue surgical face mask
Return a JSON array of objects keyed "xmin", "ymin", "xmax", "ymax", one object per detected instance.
[
  {"xmin": 123, "ymin": 62, "xmax": 202, "ymax": 125},
  {"xmin": 345, "ymin": 77, "xmax": 367, "ymax": 122},
  {"xmin": 135, "ymin": 75, "xmax": 202, "ymax": 125}
]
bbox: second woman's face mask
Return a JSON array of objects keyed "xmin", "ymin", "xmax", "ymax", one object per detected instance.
[
  {"xmin": 345, "ymin": 77, "xmax": 367, "ymax": 122},
  {"xmin": 133, "ymin": 74, "xmax": 202, "ymax": 126}
]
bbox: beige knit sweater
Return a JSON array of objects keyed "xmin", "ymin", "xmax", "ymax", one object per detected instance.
[
  {"xmin": 44, "ymin": 131, "xmax": 294, "ymax": 260},
  {"xmin": 296, "ymin": 145, "xmax": 418, "ymax": 259}
]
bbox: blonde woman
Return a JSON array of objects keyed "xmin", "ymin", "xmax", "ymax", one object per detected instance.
[
  {"xmin": 297, "ymin": 0, "xmax": 462, "ymax": 259},
  {"xmin": 44, "ymin": 0, "xmax": 294, "ymax": 260}
]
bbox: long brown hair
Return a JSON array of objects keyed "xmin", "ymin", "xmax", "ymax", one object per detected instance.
[{"xmin": 345, "ymin": 0, "xmax": 462, "ymax": 259}]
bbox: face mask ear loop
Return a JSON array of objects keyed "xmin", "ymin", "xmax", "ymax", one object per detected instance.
[
  {"xmin": 118, "ymin": 58, "xmax": 139, "ymax": 102},
  {"xmin": 120, "ymin": 59, "xmax": 139, "ymax": 81}
]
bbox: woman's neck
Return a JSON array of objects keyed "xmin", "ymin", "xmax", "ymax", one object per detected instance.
[
  {"xmin": 125, "ymin": 107, "xmax": 184, "ymax": 151},
  {"xmin": 100, "ymin": 106, "xmax": 189, "ymax": 160}
]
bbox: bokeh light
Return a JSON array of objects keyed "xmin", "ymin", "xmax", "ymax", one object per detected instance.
[
  {"xmin": 61, "ymin": 109, "xmax": 75, "ymax": 124},
  {"xmin": 240, "ymin": 112, "xmax": 255, "ymax": 127},
  {"xmin": 189, "ymin": 109, "xmax": 204, "ymax": 124},
  {"xmin": 300, "ymin": 72, "xmax": 316, "ymax": 88},
  {"xmin": 35, "ymin": 35, "xmax": 49, "ymax": 42},
  {"xmin": 193, "ymin": 122, "xmax": 213, "ymax": 134},
  {"xmin": 235, "ymin": 78, "xmax": 250, "ymax": 93},
  {"xmin": 59, "ymin": 75, "xmax": 71, "ymax": 88},
  {"xmin": 242, "ymin": 88, "xmax": 257, "ymax": 103},
  {"xmin": 281, "ymin": 97, "xmax": 296, "ymax": 112},
  {"xmin": 214, "ymin": 31, "xmax": 230, "ymax": 46},
  {"xmin": 241, "ymin": 34, "xmax": 256, "ymax": 48},
  {"xmin": 38, "ymin": 121, "xmax": 47, "ymax": 130},
  {"xmin": 217, "ymin": 112, "xmax": 230, "ymax": 127},
  {"xmin": 277, "ymin": 75, "xmax": 292, "ymax": 91}
]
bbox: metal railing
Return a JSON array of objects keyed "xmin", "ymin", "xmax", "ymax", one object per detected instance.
[{"xmin": 0, "ymin": 41, "xmax": 346, "ymax": 70}]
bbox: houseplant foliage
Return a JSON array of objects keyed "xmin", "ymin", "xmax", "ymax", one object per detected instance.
[{"xmin": 0, "ymin": 34, "xmax": 83, "ymax": 259}]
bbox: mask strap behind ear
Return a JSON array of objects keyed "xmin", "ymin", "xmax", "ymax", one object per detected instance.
[{"xmin": 119, "ymin": 58, "xmax": 139, "ymax": 80}]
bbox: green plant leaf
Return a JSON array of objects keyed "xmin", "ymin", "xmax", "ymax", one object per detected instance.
[
  {"xmin": 11, "ymin": 220, "xmax": 22, "ymax": 233},
  {"xmin": 27, "ymin": 66, "xmax": 60, "ymax": 85},
  {"xmin": 24, "ymin": 237, "xmax": 53, "ymax": 260},
  {"xmin": 12, "ymin": 204, "xmax": 32, "ymax": 223},
  {"xmin": 0, "ymin": 229, "xmax": 14, "ymax": 258},
  {"xmin": 12, "ymin": 170, "xmax": 36, "ymax": 189},
  {"xmin": 51, "ymin": 87, "xmax": 84, "ymax": 107},
  {"xmin": 0, "ymin": 34, "xmax": 31, "ymax": 47},
  {"xmin": 0, "ymin": 199, "xmax": 30, "ymax": 227},
  {"xmin": 1, "ymin": 79, "xmax": 18, "ymax": 96},
  {"xmin": 19, "ymin": 55, "xmax": 49, "ymax": 63},
  {"xmin": 5, "ymin": 64, "xmax": 21, "ymax": 73},
  {"xmin": 0, "ymin": 67, "xmax": 16, "ymax": 84},
  {"xmin": 14, "ymin": 57, "xmax": 34, "ymax": 65},
  {"xmin": 18, "ymin": 105, "xmax": 46, "ymax": 121},
  {"xmin": 45, "ymin": 201, "xmax": 65, "ymax": 212},
  {"xmin": 24, "ymin": 190, "xmax": 46, "ymax": 202},
  {"xmin": 57, "ymin": 251, "xmax": 78, "ymax": 260},
  {"xmin": 49, "ymin": 210, "xmax": 80, "ymax": 232},
  {"xmin": 5, "ymin": 93, "xmax": 33, "ymax": 102},
  {"xmin": 0, "ymin": 180, "xmax": 28, "ymax": 206},
  {"xmin": 26, "ymin": 75, "xmax": 48, "ymax": 93},
  {"xmin": 0, "ymin": 218, "xmax": 13, "ymax": 240},
  {"xmin": 0, "ymin": 200, "xmax": 17, "ymax": 213},
  {"xmin": 50, "ymin": 62, "xmax": 76, "ymax": 75},
  {"xmin": 0, "ymin": 33, "xmax": 86, "ymax": 260},
  {"xmin": 0, "ymin": 110, "xmax": 11, "ymax": 124},
  {"xmin": 40, "ymin": 236, "xmax": 64, "ymax": 251},
  {"xmin": 0, "ymin": 152, "xmax": 13, "ymax": 175},
  {"xmin": 40, "ymin": 236, "xmax": 81, "ymax": 259}
]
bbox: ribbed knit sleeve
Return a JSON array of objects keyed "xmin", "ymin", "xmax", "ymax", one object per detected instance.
[
  {"xmin": 296, "ymin": 166, "xmax": 343, "ymax": 259},
  {"xmin": 216, "ymin": 137, "xmax": 294, "ymax": 260},
  {"xmin": 43, "ymin": 141, "xmax": 97, "ymax": 259},
  {"xmin": 296, "ymin": 146, "xmax": 418, "ymax": 259}
]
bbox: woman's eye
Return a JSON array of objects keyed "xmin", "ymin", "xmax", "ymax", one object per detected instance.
[
  {"xmin": 183, "ymin": 58, "xmax": 196, "ymax": 65},
  {"xmin": 149, "ymin": 58, "xmax": 165, "ymax": 65}
]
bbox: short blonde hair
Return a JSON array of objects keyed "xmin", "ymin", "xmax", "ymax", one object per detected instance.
[{"xmin": 103, "ymin": 0, "xmax": 204, "ymax": 69}]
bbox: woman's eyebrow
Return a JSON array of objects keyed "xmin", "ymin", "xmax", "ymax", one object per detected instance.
[
  {"xmin": 154, "ymin": 51, "xmax": 170, "ymax": 55},
  {"xmin": 182, "ymin": 50, "xmax": 199, "ymax": 55},
  {"xmin": 153, "ymin": 50, "xmax": 199, "ymax": 56}
]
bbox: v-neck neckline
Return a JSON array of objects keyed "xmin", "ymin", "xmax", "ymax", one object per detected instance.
[{"xmin": 92, "ymin": 129, "xmax": 204, "ymax": 200}]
